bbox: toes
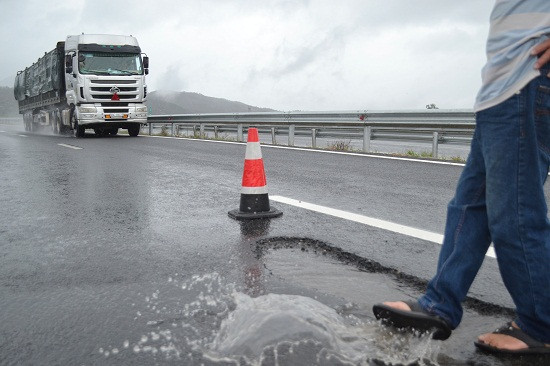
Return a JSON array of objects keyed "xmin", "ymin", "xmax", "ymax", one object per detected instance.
[
  {"xmin": 478, "ymin": 333, "xmax": 490, "ymax": 343},
  {"xmin": 382, "ymin": 301, "xmax": 412, "ymax": 311},
  {"xmin": 477, "ymin": 333, "xmax": 528, "ymax": 351}
]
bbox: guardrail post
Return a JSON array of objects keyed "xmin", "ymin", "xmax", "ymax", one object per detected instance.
[
  {"xmin": 237, "ymin": 124, "xmax": 243, "ymax": 142},
  {"xmin": 149, "ymin": 123, "xmax": 153, "ymax": 135},
  {"xmin": 192, "ymin": 125, "xmax": 197, "ymax": 137},
  {"xmin": 171, "ymin": 123, "xmax": 174, "ymax": 136},
  {"xmin": 432, "ymin": 131, "xmax": 439, "ymax": 158},
  {"xmin": 289, "ymin": 125, "xmax": 295, "ymax": 146},
  {"xmin": 312, "ymin": 128, "xmax": 317, "ymax": 148},
  {"xmin": 271, "ymin": 127, "xmax": 276, "ymax": 144},
  {"xmin": 214, "ymin": 125, "xmax": 219, "ymax": 139},
  {"xmin": 363, "ymin": 126, "xmax": 372, "ymax": 152},
  {"xmin": 200, "ymin": 123, "xmax": 205, "ymax": 138}
]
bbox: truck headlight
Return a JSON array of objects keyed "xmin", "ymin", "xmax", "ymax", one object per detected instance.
[
  {"xmin": 136, "ymin": 106, "xmax": 148, "ymax": 112},
  {"xmin": 78, "ymin": 106, "xmax": 97, "ymax": 113}
]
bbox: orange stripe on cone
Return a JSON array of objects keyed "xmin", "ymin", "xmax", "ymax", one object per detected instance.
[
  {"xmin": 247, "ymin": 128, "xmax": 259, "ymax": 143},
  {"xmin": 242, "ymin": 159, "xmax": 266, "ymax": 188}
]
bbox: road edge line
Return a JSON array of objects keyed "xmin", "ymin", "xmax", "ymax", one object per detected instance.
[{"xmin": 144, "ymin": 135, "xmax": 466, "ymax": 167}]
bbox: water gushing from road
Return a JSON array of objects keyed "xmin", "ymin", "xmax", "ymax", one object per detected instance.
[{"xmin": 99, "ymin": 273, "xmax": 440, "ymax": 365}]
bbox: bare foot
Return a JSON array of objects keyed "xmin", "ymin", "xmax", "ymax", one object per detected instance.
[
  {"xmin": 383, "ymin": 301, "xmax": 412, "ymax": 311},
  {"xmin": 478, "ymin": 322, "xmax": 550, "ymax": 351}
]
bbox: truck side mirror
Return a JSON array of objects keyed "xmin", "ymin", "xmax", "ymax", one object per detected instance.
[
  {"xmin": 143, "ymin": 56, "xmax": 149, "ymax": 69},
  {"xmin": 65, "ymin": 55, "xmax": 73, "ymax": 74},
  {"xmin": 78, "ymin": 53, "xmax": 86, "ymax": 63}
]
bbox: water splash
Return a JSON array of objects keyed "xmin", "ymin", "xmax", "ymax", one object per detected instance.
[
  {"xmin": 99, "ymin": 273, "xmax": 441, "ymax": 365},
  {"xmin": 209, "ymin": 292, "xmax": 372, "ymax": 361}
]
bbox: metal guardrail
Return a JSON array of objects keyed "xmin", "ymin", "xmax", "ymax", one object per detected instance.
[{"xmin": 147, "ymin": 110, "xmax": 476, "ymax": 158}]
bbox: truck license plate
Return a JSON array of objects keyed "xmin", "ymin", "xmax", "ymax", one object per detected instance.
[{"xmin": 105, "ymin": 113, "xmax": 128, "ymax": 119}]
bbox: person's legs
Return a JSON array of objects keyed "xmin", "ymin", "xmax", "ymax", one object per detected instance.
[
  {"xmin": 479, "ymin": 68, "xmax": 550, "ymax": 345},
  {"xmin": 416, "ymin": 120, "xmax": 492, "ymax": 328},
  {"xmin": 375, "ymin": 119, "xmax": 493, "ymax": 332}
]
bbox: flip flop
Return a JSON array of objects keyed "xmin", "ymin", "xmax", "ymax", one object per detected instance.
[
  {"xmin": 372, "ymin": 301, "xmax": 452, "ymax": 340},
  {"xmin": 474, "ymin": 322, "xmax": 550, "ymax": 355}
]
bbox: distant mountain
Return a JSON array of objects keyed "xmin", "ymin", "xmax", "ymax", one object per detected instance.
[
  {"xmin": 0, "ymin": 87, "xmax": 276, "ymax": 117},
  {"xmin": 0, "ymin": 87, "xmax": 19, "ymax": 117},
  {"xmin": 146, "ymin": 90, "xmax": 277, "ymax": 115},
  {"xmin": 0, "ymin": 76, "xmax": 13, "ymax": 87}
]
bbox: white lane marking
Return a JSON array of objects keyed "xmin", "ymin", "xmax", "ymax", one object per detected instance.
[
  {"xmin": 18, "ymin": 134, "xmax": 28, "ymax": 137},
  {"xmin": 264, "ymin": 144, "xmax": 467, "ymax": 166},
  {"xmin": 0, "ymin": 130, "xmax": 6, "ymax": 133},
  {"xmin": 57, "ymin": 143, "xmax": 83, "ymax": 150},
  {"xmin": 270, "ymin": 195, "xmax": 497, "ymax": 259}
]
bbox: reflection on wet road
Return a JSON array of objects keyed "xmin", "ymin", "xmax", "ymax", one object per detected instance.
[{"xmin": 0, "ymin": 126, "xmax": 548, "ymax": 365}]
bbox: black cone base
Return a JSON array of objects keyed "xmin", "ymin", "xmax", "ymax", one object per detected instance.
[
  {"xmin": 228, "ymin": 208, "xmax": 283, "ymax": 220},
  {"xmin": 228, "ymin": 193, "xmax": 283, "ymax": 220}
]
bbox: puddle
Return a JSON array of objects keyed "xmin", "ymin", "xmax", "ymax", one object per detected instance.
[
  {"xmin": 262, "ymin": 247, "xmax": 402, "ymax": 307},
  {"xmin": 254, "ymin": 237, "xmax": 515, "ymax": 320}
]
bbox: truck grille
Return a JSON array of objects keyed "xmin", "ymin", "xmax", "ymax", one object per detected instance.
[
  {"xmin": 91, "ymin": 80, "xmax": 136, "ymax": 84},
  {"xmin": 91, "ymin": 86, "xmax": 136, "ymax": 92},
  {"xmin": 102, "ymin": 102, "xmax": 128, "ymax": 107},
  {"xmin": 92, "ymin": 94, "xmax": 136, "ymax": 100},
  {"xmin": 100, "ymin": 103, "xmax": 130, "ymax": 114},
  {"xmin": 103, "ymin": 108, "xmax": 130, "ymax": 113},
  {"xmin": 89, "ymin": 79, "xmax": 140, "ymax": 102}
]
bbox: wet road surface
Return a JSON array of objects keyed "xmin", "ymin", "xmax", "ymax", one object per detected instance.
[{"xmin": 0, "ymin": 124, "xmax": 549, "ymax": 365}]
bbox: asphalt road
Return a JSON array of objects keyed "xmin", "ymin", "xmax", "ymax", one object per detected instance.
[{"xmin": 0, "ymin": 124, "xmax": 548, "ymax": 366}]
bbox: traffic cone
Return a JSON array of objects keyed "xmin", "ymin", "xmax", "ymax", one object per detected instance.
[{"xmin": 228, "ymin": 128, "xmax": 283, "ymax": 220}]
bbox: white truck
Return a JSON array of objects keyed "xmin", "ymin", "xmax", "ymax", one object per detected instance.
[{"xmin": 14, "ymin": 34, "xmax": 149, "ymax": 137}]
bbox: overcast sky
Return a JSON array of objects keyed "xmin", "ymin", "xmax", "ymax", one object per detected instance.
[{"xmin": 0, "ymin": 0, "xmax": 495, "ymax": 111}]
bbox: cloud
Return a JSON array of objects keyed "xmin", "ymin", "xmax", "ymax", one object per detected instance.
[
  {"xmin": 0, "ymin": 0, "xmax": 494, "ymax": 111},
  {"xmin": 155, "ymin": 65, "xmax": 187, "ymax": 92},
  {"xmin": 265, "ymin": 27, "xmax": 346, "ymax": 78}
]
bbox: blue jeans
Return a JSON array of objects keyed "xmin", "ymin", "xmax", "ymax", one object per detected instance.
[{"xmin": 419, "ymin": 65, "xmax": 550, "ymax": 343}]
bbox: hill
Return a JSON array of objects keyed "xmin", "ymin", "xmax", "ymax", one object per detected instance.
[
  {"xmin": 0, "ymin": 87, "xmax": 276, "ymax": 117},
  {"xmin": 145, "ymin": 90, "xmax": 276, "ymax": 114},
  {"xmin": 0, "ymin": 87, "xmax": 19, "ymax": 117}
]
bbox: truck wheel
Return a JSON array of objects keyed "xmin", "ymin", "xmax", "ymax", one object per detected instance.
[
  {"xmin": 74, "ymin": 120, "xmax": 85, "ymax": 138},
  {"xmin": 52, "ymin": 113, "xmax": 59, "ymax": 134},
  {"xmin": 128, "ymin": 125, "xmax": 140, "ymax": 137},
  {"xmin": 109, "ymin": 128, "xmax": 119, "ymax": 136},
  {"xmin": 55, "ymin": 112, "xmax": 63, "ymax": 135},
  {"xmin": 94, "ymin": 128, "xmax": 108, "ymax": 136},
  {"xmin": 59, "ymin": 120, "xmax": 66, "ymax": 134}
]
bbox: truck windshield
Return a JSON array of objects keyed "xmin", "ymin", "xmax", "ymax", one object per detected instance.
[{"xmin": 79, "ymin": 52, "xmax": 143, "ymax": 75}]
